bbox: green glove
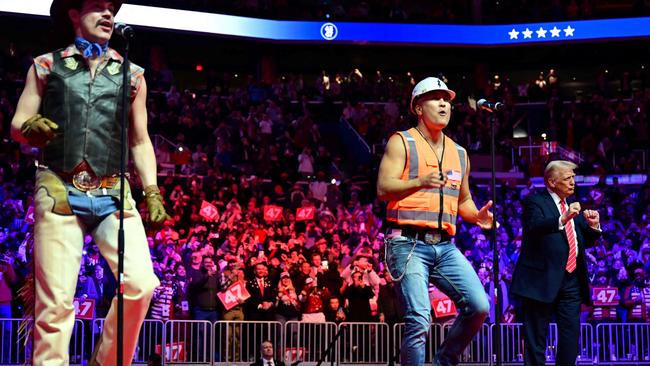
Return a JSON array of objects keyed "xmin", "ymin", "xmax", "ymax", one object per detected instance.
[
  {"xmin": 144, "ymin": 185, "xmax": 171, "ymax": 229},
  {"xmin": 20, "ymin": 114, "xmax": 59, "ymax": 147}
]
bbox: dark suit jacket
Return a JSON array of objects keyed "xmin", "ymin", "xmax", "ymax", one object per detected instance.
[
  {"xmin": 511, "ymin": 191, "xmax": 601, "ymax": 304},
  {"xmin": 245, "ymin": 277, "xmax": 277, "ymax": 320},
  {"xmin": 249, "ymin": 358, "xmax": 285, "ymax": 366}
]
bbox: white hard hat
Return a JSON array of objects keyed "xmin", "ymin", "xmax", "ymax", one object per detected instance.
[{"xmin": 410, "ymin": 77, "xmax": 456, "ymax": 113}]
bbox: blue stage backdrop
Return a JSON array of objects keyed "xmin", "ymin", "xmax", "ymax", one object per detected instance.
[{"xmin": 1, "ymin": 1, "xmax": 650, "ymax": 45}]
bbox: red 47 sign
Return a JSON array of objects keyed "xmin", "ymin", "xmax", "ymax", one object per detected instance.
[
  {"xmin": 199, "ymin": 201, "xmax": 219, "ymax": 222},
  {"xmin": 429, "ymin": 287, "xmax": 457, "ymax": 318},
  {"xmin": 592, "ymin": 287, "xmax": 619, "ymax": 306},
  {"xmin": 432, "ymin": 298, "xmax": 457, "ymax": 318},
  {"xmin": 264, "ymin": 205, "xmax": 283, "ymax": 222},
  {"xmin": 217, "ymin": 282, "xmax": 251, "ymax": 311},
  {"xmin": 155, "ymin": 342, "xmax": 185, "ymax": 362},
  {"xmin": 284, "ymin": 347, "xmax": 306, "ymax": 363},
  {"xmin": 296, "ymin": 207, "xmax": 315, "ymax": 221},
  {"xmin": 73, "ymin": 298, "xmax": 95, "ymax": 320}
]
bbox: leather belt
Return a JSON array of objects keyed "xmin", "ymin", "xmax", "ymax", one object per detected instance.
[
  {"xmin": 55, "ymin": 170, "xmax": 122, "ymax": 192},
  {"xmin": 386, "ymin": 224, "xmax": 450, "ymax": 245},
  {"xmin": 51, "ymin": 160, "xmax": 129, "ymax": 192}
]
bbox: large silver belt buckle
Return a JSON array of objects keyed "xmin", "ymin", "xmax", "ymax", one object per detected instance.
[
  {"xmin": 424, "ymin": 231, "xmax": 442, "ymax": 245},
  {"xmin": 72, "ymin": 170, "xmax": 100, "ymax": 191}
]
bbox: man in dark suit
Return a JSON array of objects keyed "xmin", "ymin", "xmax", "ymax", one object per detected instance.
[
  {"xmin": 511, "ymin": 160, "xmax": 601, "ymax": 366},
  {"xmin": 249, "ymin": 340, "xmax": 286, "ymax": 366},
  {"xmin": 246, "ymin": 262, "xmax": 277, "ymax": 320}
]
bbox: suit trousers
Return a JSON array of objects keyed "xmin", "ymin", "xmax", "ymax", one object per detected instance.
[
  {"xmin": 521, "ymin": 271, "xmax": 581, "ymax": 366},
  {"xmin": 32, "ymin": 180, "xmax": 159, "ymax": 366}
]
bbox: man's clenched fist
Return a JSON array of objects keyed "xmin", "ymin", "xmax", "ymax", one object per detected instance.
[{"xmin": 561, "ymin": 202, "xmax": 581, "ymax": 225}]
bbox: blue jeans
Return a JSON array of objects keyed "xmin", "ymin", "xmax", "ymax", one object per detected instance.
[
  {"xmin": 191, "ymin": 308, "xmax": 219, "ymax": 360},
  {"xmin": 67, "ymin": 188, "xmax": 122, "ymax": 229},
  {"xmin": 192, "ymin": 308, "xmax": 219, "ymax": 323},
  {"xmin": 386, "ymin": 236, "xmax": 489, "ymax": 366}
]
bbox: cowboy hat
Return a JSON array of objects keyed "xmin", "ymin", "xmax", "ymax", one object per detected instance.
[{"xmin": 50, "ymin": 0, "xmax": 123, "ymax": 36}]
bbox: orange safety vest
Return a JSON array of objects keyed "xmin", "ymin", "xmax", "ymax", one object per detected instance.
[{"xmin": 386, "ymin": 128, "xmax": 467, "ymax": 236}]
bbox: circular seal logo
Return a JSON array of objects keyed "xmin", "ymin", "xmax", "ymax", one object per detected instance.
[{"xmin": 320, "ymin": 22, "xmax": 338, "ymax": 40}]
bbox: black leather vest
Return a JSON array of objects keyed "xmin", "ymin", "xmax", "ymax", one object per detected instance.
[{"xmin": 40, "ymin": 49, "xmax": 128, "ymax": 176}]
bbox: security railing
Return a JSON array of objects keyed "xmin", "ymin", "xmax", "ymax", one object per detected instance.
[
  {"xmin": 69, "ymin": 319, "xmax": 87, "ymax": 365},
  {"xmin": 2, "ymin": 318, "xmax": 650, "ymax": 365},
  {"xmin": 551, "ymin": 323, "xmax": 594, "ymax": 364},
  {"xmin": 442, "ymin": 323, "xmax": 492, "ymax": 365},
  {"xmin": 0, "ymin": 318, "xmax": 27, "ymax": 366},
  {"xmin": 338, "ymin": 322, "xmax": 390, "ymax": 365},
  {"xmin": 214, "ymin": 320, "xmax": 282, "ymax": 365},
  {"xmin": 164, "ymin": 320, "xmax": 213, "ymax": 365},
  {"xmin": 0, "ymin": 318, "xmax": 84, "ymax": 365},
  {"xmin": 92, "ymin": 319, "xmax": 166, "ymax": 365},
  {"xmin": 393, "ymin": 322, "xmax": 442, "ymax": 365},
  {"xmin": 284, "ymin": 320, "xmax": 338, "ymax": 364},
  {"xmin": 595, "ymin": 323, "xmax": 650, "ymax": 365},
  {"xmin": 495, "ymin": 322, "xmax": 595, "ymax": 366}
]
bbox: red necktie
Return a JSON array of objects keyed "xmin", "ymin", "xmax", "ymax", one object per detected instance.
[
  {"xmin": 259, "ymin": 279, "xmax": 265, "ymax": 296},
  {"xmin": 560, "ymin": 200, "xmax": 577, "ymax": 273}
]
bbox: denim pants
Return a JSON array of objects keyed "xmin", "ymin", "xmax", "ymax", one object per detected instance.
[
  {"xmin": 386, "ymin": 236, "xmax": 489, "ymax": 366},
  {"xmin": 32, "ymin": 176, "xmax": 159, "ymax": 366}
]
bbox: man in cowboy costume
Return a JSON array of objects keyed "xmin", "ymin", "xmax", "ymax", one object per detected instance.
[{"xmin": 10, "ymin": 1, "xmax": 168, "ymax": 364}]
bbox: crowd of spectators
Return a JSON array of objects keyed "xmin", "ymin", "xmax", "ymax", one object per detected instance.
[
  {"xmin": 1, "ymin": 42, "xmax": 650, "ymax": 329},
  {"xmin": 329, "ymin": 68, "xmax": 650, "ymax": 176},
  {"xmin": 126, "ymin": 0, "xmax": 650, "ymax": 24}
]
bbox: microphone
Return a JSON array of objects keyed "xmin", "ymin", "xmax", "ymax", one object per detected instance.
[
  {"xmin": 477, "ymin": 99, "xmax": 505, "ymax": 112},
  {"xmin": 114, "ymin": 23, "xmax": 134, "ymax": 38}
]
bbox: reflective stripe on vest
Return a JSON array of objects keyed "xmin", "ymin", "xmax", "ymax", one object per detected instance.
[
  {"xmin": 386, "ymin": 210, "xmax": 457, "ymax": 224},
  {"xmin": 403, "ymin": 131, "xmax": 419, "ymax": 180},
  {"xmin": 386, "ymin": 128, "xmax": 466, "ymax": 236}
]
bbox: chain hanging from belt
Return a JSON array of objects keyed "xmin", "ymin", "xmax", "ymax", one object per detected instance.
[{"xmin": 384, "ymin": 236, "xmax": 418, "ymax": 282}]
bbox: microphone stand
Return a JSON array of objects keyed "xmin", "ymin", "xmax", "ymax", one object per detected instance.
[
  {"xmin": 118, "ymin": 33, "xmax": 132, "ymax": 366},
  {"xmin": 488, "ymin": 110, "xmax": 502, "ymax": 366},
  {"xmin": 316, "ymin": 324, "xmax": 347, "ymax": 366}
]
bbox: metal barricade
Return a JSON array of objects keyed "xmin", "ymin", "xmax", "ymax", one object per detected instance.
[
  {"xmin": 441, "ymin": 323, "xmax": 491, "ymax": 365},
  {"xmin": 93, "ymin": 318, "xmax": 165, "ymax": 365},
  {"xmin": 0, "ymin": 318, "xmax": 85, "ymax": 365},
  {"xmin": 578, "ymin": 323, "xmax": 594, "ymax": 364},
  {"xmin": 496, "ymin": 322, "xmax": 594, "ymax": 366},
  {"xmin": 213, "ymin": 320, "xmax": 282, "ymax": 365},
  {"xmin": 164, "ymin": 320, "xmax": 213, "ymax": 365},
  {"xmin": 338, "ymin": 322, "xmax": 389, "ymax": 365},
  {"xmin": 69, "ymin": 319, "xmax": 86, "ymax": 365},
  {"xmin": 393, "ymin": 322, "xmax": 443, "ymax": 365},
  {"xmin": 496, "ymin": 323, "xmax": 524, "ymax": 365},
  {"xmin": 283, "ymin": 321, "xmax": 338, "ymax": 365},
  {"xmin": 545, "ymin": 323, "xmax": 593, "ymax": 364},
  {"xmin": 0, "ymin": 318, "xmax": 27, "ymax": 366},
  {"xmin": 596, "ymin": 323, "xmax": 650, "ymax": 365}
]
